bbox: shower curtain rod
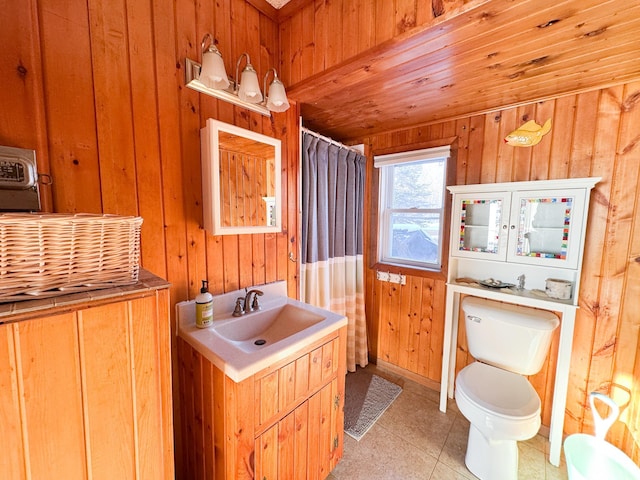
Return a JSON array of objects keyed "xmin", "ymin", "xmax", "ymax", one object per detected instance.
[{"xmin": 301, "ymin": 126, "xmax": 364, "ymax": 155}]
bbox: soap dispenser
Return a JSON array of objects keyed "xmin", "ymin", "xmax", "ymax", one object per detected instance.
[{"xmin": 195, "ymin": 280, "xmax": 213, "ymax": 328}]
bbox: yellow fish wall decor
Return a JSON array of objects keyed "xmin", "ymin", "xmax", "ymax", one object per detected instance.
[{"xmin": 504, "ymin": 119, "xmax": 552, "ymax": 147}]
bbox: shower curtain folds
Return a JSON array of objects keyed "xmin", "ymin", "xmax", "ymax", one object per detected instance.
[{"xmin": 301, "ymin": 130, "xmax": 368, "ymax": 372}]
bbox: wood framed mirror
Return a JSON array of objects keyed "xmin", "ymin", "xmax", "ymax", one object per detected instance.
[{"xmin": 201, "ymin": 119, "xmax": 281, "ymax": 235}]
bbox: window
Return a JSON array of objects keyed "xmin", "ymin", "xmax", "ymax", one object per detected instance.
[{"xmin": 375, "ymin": 146, "xmax": 450, "ymax": 271}]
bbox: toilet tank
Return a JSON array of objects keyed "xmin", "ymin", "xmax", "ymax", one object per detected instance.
[{"xmin": 462, "ymin": 297, "xmax": 560, "ymax": 375}]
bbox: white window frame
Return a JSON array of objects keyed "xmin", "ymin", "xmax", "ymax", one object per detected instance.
[{"xmin": 375, "ymin": 146, "xmax": 451, "ymax": 271}]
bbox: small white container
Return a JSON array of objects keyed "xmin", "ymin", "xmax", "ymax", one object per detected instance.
[{"xmin": 545, "ymin": 278, "xmax": 573, "ymax": 300}]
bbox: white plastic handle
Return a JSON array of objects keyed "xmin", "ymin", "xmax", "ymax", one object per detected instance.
[{"xmin": 589, "ymin": 392, "xmax": 620, "ymax": 440}]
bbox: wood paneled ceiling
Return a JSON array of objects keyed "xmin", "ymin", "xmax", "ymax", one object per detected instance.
[{"xmin": 287, "ymin": 0, "xmax": 640, "ymax": 142}]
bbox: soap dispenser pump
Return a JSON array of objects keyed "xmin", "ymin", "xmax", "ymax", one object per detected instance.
[{"xmin": 195, "ymin": 280, "xmax": 213, "ymax": 328}]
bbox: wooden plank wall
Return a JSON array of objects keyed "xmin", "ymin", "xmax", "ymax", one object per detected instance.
[
  {"xmin": 1, "ymin": 0, "xmax": 297, "ymax": 299},
  {"xmin": 363, "ymin": 83, "xmax": 640, "ymax": 462},
  {"xmin": 0, "ymin": 0, "xmax": 297, "ymax": 476}
]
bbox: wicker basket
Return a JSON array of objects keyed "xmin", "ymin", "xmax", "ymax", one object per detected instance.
[{"xmin": 0, "ymin": 213, "xmax": 143, "ymax": 302}]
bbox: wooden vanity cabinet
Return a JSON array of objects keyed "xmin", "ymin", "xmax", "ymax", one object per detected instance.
[
  {"xmin": 178, "ymin": 326, "xmax": 347, "ymax": 480},
  {"xmin": 0, "ymin": 281, "xmax": 174, "ymax": 480}
]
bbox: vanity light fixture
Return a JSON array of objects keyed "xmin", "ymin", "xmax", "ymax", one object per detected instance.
[
  {"xmin": 235, "ymin": 53, "xmax": 262, "ymax": 103},
  {"xmin": 199, "ymin": 33, "xmax": 230, "ymax": 90},
  {"xmin": 263, "ymin": 68, "xmax": 290, "ymax": 113},
  {"xmin": 184, "ymin": 33, "xmax": 290, "ymax": 116}
]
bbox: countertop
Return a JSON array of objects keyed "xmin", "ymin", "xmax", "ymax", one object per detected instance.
[{"xmin": 0, "ymin": 269, "xmax": 170, "ymax": 323}]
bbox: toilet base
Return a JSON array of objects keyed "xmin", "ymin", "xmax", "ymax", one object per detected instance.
[{"xmin": 465, "ymin": 424, "xmax": 519, "ymax": 480}]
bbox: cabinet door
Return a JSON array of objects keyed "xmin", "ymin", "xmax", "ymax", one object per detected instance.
[
  {"xmin": 254, "ymin": 336, "xmax": 340, "ymax": 430},
  {"xmin": 254, "ymin": 379, "xmax": 340, "ymax": 480},
  {"xmin": 507, "ymin": 189, "xmax": 587, "ymax": 269},
  {"xmin": 450, "ymin": 192, "xmax": 511, "ymax": 260},
  {"xmin": 0, "ymin": 291, "xmax": 173, "ymax": 480}
]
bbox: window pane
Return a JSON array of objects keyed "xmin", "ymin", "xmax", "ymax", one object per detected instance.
[
  {"xmin": 391, "ymin": 159, "xmax": 445, "ymax": 209},
  {"xmin": 376, "ymin": 146, "xmax": 450, "ymax": 271},
  {"xmin": 389, "ymin": 212, "xmax": 440, "ymax": 264}
]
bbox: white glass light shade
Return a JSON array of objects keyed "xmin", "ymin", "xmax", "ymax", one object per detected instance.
[
  {"xmin": 266, "ymin": 78, "xmax": 290, "ymax": 112},
  {"xmin": 238, "ymin": 65, "xmax": 263, "ymax": 104},
  {"xmin": 200, "ymin": 47, "xmax": 230, "ymax": 90}
]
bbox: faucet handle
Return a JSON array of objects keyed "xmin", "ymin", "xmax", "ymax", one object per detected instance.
[
  {"xmin": 251, "ymin": 290, "xmax": 264, "ymax": 310},
  {"xmin": 232, "ymin": 297, "xmax": 245, "ymax": 317},
  {"xmin": 251, "ymin": 293, "xmax": 262, "ymax": 311}
]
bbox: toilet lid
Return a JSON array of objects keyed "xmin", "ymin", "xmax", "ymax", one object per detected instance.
[{"xmin": 456, "ymin": 362, "xmax": 540, "ymax": 419}]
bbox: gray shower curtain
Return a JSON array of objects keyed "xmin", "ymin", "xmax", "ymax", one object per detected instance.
[{"xmin": 301, "ymin": 131, "xmax": 368, "ymax": 372}]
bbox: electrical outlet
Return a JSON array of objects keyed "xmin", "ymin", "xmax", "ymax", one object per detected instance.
[
  {"xmin": 376, "ymin": 271, "xmax": 406, "ymax": 285},
  {"xmin": 376, "ymin": 271, "xmax": 389, "ymax": 282}
]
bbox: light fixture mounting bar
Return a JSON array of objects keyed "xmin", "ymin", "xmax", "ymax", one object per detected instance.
[{"xmin": 184, "ymin": 57, "xmax": 271, "ymax": 117}]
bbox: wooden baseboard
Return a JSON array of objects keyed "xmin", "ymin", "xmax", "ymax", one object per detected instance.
[{"xmin": 374, "ymin": 359, "xmax": 442, "ymax": 394}]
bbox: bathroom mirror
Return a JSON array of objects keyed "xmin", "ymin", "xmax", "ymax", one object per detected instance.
[{"xmin": 201, "ymin": 118, "xmax": 281, "ymax": 235}]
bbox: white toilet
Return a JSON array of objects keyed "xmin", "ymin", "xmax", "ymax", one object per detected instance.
[{"xmin": 455, "ymin": 297, "xmax": 559, "ymax": 480}]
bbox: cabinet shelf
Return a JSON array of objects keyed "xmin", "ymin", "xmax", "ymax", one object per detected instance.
[{"xmin": 448, "ymin": 281, "xmax": 575, "ymax": 309}]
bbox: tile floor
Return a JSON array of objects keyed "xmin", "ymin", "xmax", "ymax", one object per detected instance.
[{"xmin": 328, "ymin": 364, "xmax": 568, "ymax": 480}]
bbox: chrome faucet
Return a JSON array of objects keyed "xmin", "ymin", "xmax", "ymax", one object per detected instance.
[
  {"xmin": 231, "ymin": 289, "xmax": 264, "ymax": 317},
  {"xmin": 231, "ymin": 289, "xmax": 264, "ymax": 316},
  {"xmin": 244, "ymin": 289, "xmax": 264, "ymax": 312}
]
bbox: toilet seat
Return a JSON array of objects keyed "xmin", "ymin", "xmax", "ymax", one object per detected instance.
[{"xmin": 456, "ymin": 362, "xmax": 540, "ymax": 420}]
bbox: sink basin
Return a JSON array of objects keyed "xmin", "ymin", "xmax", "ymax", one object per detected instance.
[
  {"xmin": 214, "ymin": 303, "xmax": 325, "ymax": 352},
  {"xmin": 176, "ymin": 284, "xmax": 347, "ymax": 382}
]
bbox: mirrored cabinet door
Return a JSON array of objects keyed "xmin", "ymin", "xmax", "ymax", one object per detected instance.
[
  {"xmin": 201, "ymin": 118, "xmax": 282, "ymax": 235},
  {"xmin": 451, "ymin": 192, "xmax": 511, "ymax": 260},
  {"xmin": 507, "ymin": 189, "xmax": 586, "ymax": 269}
]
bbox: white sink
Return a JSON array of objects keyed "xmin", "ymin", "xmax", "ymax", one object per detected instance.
[
  {"xmin": 177, "ymin": 282, "xmax": 347, "ymax": 382},
  {"xmin": 214, "ymin": 303, "xmax": 326, "ymax": 352}
]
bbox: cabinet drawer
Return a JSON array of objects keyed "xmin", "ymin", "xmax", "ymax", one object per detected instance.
[{"xmin": 255, "ymin": 336, "xmax": 340, "ymax": 429}]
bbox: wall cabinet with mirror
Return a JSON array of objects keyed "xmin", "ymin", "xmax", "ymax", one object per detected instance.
[
  {"xmin": 447, "ymin": 178, "xmax": 600, "ymax": 298},
  {"xmin": 201, "ymin": 119, "xmax": 282, "ymax": 235},
  {"xmin": 451, "ymin": 185, "xmax": 589, "ymax": 269}
]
